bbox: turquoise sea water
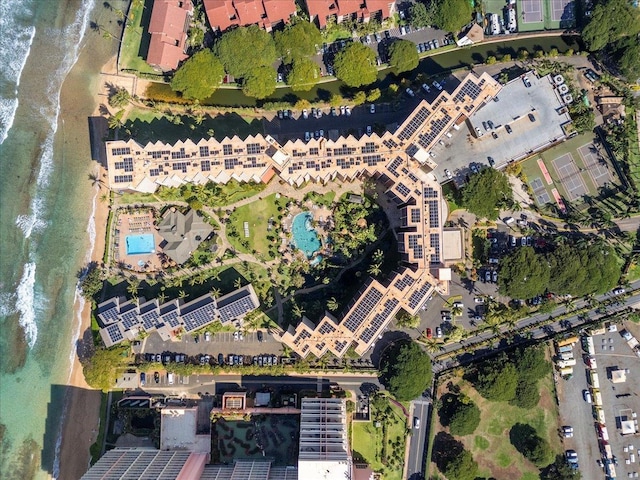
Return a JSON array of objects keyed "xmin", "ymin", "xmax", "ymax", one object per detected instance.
[
  {"xmin": 291, "ymin": 212, "xmax": 321, "ymax": 258},
  {"xmin": 0, "ymin": 0, "xmax": 122, "ymax": 477}
]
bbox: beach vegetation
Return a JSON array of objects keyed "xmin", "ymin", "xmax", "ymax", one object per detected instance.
[
  {"xmin": 380, "ymin": 341, "xmax": 432, "ymax": 401},
  {"xmin": 274, "ymin": 20, "xmax": 322, "ymax": 65},
  {"xmin": 170, "ymin": 49, "xmax": 225, "ymax": 100},
  {"xmin": 82, "ymin": 345, "xmax": 129, "ymax": 391},
  {"xmin": 333, "ymin": 43, "xmax": 377, "ymax": 88},
  {"xmin": 213, "ymin": 25, "xmax": 277, "ymax": 79},
  {"xmin": 108, "ymin": 87, "xmax": 131, "ymax": 108},
  {"xmin": 388, "ymin": 39, "xmax": 419, "ymax": 74},
  {"xmin": 79, "ymin": 262, "xmax": 104, "ymax": 300},
  {"xmin": 286, "ymin": 57, "xmax": 321, "ymax": 92},
  {"xmin": 461, "ymin": 168, "xmax": 513, "ymax": 220},
  {"xmin": 241, "ymin": 65, "xmax": 277, "ymax": 100}
]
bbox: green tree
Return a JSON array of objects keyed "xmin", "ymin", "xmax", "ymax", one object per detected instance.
[
  {"xmin": 388, "ymin": 39, "xmax": 419, "ymax": 74},
  {"xmin": 108, "ymin": 87, "xmax": 130, "ymax": 108},
  {"xmin": 170, "ymin": 49, "xmax": 224, "ymax": 100},
  {"xmin": 395, "ymin": 309, "xmax": 420, "ymax": 328},
  {"xmin": 214, "ymin": 25, "xmax": 276, "ymax": 78},
  {"xmin": 619, "ymin": 40, "xmax": 640, "ymax": 80},
  {"xmin": 540, "ymin": 454, "xmax": 583, "ymax": 480},
  {"xmin": 381, "ymin": 341, "xmax": 432, "ymax": 401},
  {"xmin": 333, "ymin": 43, "xmax": 377, "ymax": 88},
  {"xmin": 274, "ymin": 20, "xmax": 322, "ymax": 64},
  {"xmin": 509, "ymin": 423, "xmax": 553, "ymax": 467},
  {"xmin": 287, "ymin": 57, "xmax": 320, "ymax": 91},
  {"xmin": 107, "ymin": 110, "xmax": 125, "ymax": 130},
  {"xmin": 410, "ymin": 2, "xmax": 436, "ymax": 28},
  {"xmin": 79, "ymin": 264, "xmax": 103, "ymax": 299},
  {"xmin": 366, "ymin": 88, "xmax": 381, "ymax": 102},
  {"xmin": 485, "ymin": 55, "xmax": 497, "ymax": 65},
  {"xmin": 82, "ymin": 345, "xmax": 129, "ymax": 391},
  {"xmin": 434, "ymin": 0, "xmax": 473, "ymax": 33},
  {"xmin": 461, "ymin": 168, "xmax": 513, "ymax": 220},
  {"xmin": 511, "ymin": 378, "xmax": 541, "ymax": 409},
  {"xmin": 432, "ymin": 433, "xmax": 479, "ymax": 480},
  {"xmin": 439, "ymin": 393, "xmax": 481, "ymax": 436},
  {"xmin": 443, "ymin": 449, "xmax": 478, "ymax": 480},
  {"xmin": 582, "ymin": 0, "xmax": 640, "ymax": 51},
  {"xmin": 327, "ymin": 297, "xmax": 339, "ymax": 311},
  {"xmin": 474, "ymin": 357, "xmax": 519, "ymax": 401},
  {"xmin": 498, "ymin": 246, "xmax": 550, "ymax": 299},
  {"xmin": 242, "ymin": 65, "xmax": 277, "ymax": 99},
  {"xmin": 353, "ymin": 90, "xmax": 367, "ymax": 105}
]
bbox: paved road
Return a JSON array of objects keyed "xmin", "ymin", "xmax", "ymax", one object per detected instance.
[{"xmin": 406, "ymin": 399, "xmax": 431, "ymax": 480}]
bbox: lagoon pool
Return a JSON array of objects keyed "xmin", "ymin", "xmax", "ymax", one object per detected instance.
[
  {"xmin": 125, "ymin": 234, "xmax": 155, "ymax": 255},
  {"xmin": 291, "ymin": 212, "xmax": 321, "ymax": 258}
]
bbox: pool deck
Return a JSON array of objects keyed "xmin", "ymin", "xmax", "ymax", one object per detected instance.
[
  {"xmin": 281, "ymin": 203, "xmax": 333, "ymax": 261},
  {"xmin": 114, "ymin": 211, "xmax": 163, "ymax": 272}
]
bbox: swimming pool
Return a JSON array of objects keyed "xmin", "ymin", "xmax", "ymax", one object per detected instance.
[
  {"xmin": 291, "ymin": 212, "xmax": 321, "ymax": 258},
  {"xmin": 125, "ymin": 234, "xmax": 155, "ymax": 255}
]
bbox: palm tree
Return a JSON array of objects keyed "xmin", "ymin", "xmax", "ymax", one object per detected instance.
[
  {"xmin": 423, "ymin": 339, "xmax": 444, "ymax": 353},
  {"xmin": 127, "ymin": 279, "xmax": 140, "ymax": 298},
  {"xmin": 291, "ymin": 302, "xmax": 305, "ymax": 319},
  {"xmin": 107, "ymin": 110, "xmax": 124, "ymax": 129},
  {"xmin": 234, "ymin": 277, "xmax": 243, "ymax": 289},
  {"xmin": 157, "ymin": 292, "xmax": 167, "ymax": 304},
  {"xmin": 368, "ymin": 262, "xmax": 382, "ymax": 277},
  {"xmin": 451, "ymin": 305, "xmax": 463, "ymax": 318},
  {"xmin": 210, "ymin": 287, "xmax": 221, "ymax": 298},
  {"xmin": 372, "ymin": 249, "xmax": 384, "ymax": 264},
  {"xmin": 326, "ymin": 297, "xmax": 339, "ymax": 311},
  {"xmin": 178, "ymin": 289, "xmax": 189, "ymax": 300}
]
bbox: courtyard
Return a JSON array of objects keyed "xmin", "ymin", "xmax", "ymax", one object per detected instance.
[
  {"xmin": 113, "ymin": 208, "xmax": 163, "ymax": 272},
  {"xmin": 212, "ymin": 415, "xmax": 299, "ymax": 466}
]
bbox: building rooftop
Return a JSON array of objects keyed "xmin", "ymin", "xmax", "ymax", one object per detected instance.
[
  {"xmin": 158, "ymin": 208, "xmax": 214, "ymax": 265},
  {"xmin": 147, "ymin": 0, "xmax": 192, "ymax": 71},
  {"xmin": 203, "ymin": 0, "xmax": 296, "ymax": 32},
  {"xmin": 161, "ymin": 408, "xmax": 211, "ymax": 453}
]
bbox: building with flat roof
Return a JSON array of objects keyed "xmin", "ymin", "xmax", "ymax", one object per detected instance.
[
  {"xmin": 104, "ymin": 72, "xmax": 502, "ymax": 356},
  {"xmin": 147, "ymin": 0, "xmax": 192, "ymax": 72},
  {"xmin": 161, "ymin": 408, "xmax": 211, "ymax": 453},
  {"xmin": 298, "ymin": 398, "xmax": 351, "ymax": 480},
  {"xmin": 203, "ymin": 0, "xmax": 297, "ymax": 32},
  {"xmin": 97, "ymin": 284, "xmax": 259, "ymax": 347},
  {"xmin": 304, "ymin": 0, "xmax": 396, "ymax": 29},
  {"xmin": 158, "ymin": 208, "xmax": 214, "ymax": 265}
]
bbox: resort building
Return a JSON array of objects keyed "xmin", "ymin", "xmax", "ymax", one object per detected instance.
[
  {"xmin": 104, "ymin": 71, "xmax": 502, "ymax": 356},
  {"xmin": 298, "ymin": 398, "xmax": 351, "ymax": 480},
  {"xmin": 82, "ymin": 449, "xmax": 299, "ymax": 479},
  {"xmin": 146, "ymin": 0, "xmax": 193, "ymax": 72},
  {"xmin": 203, "ymin": 0, "xmax": 297, "ymax": 32},
  {"xmin": 304, "ymin": 0, "xmax": 397, "ymax": 29},
  {"xmin": 158, "ymin": 208, "xmax": 214, "ymax": 265},
  {"xmin": 161, "ymin": 408, "xmax": 211, "ymax": 453},
  {"xmin": 97, "ymin": 285, "xmax": 259, "ymax": 347}
]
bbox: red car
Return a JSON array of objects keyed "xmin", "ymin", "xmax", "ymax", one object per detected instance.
[{"xmin": 426, "ymin": 328, "xmax": 433, "ymax": 339}]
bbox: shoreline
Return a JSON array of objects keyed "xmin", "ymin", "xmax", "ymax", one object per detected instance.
[{"xmin": 56, "ymin": 47, "xmax": 115, "ymax": 478}]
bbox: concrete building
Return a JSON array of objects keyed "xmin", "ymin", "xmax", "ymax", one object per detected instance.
[
  {"xmin": 147, "ymin": 0, "xmax": 192, "ymax": 72},
  {"xmin": 304, "ymin": 0, "xmax": 396, "ymax": 29},
  {"xmin": 161, "ymin": 408, "xmax": 211, "ymax": 453},
  {"xmin": 298, "ymin": 398, "xmax": 351, "ymax": 480},
  {"xmin": 203, "ymin": 0, "xmax": 297, "ymax": 32},
  {"xmin": 97, "ymin": 284, "xmax": 259, "ymax": 347},
  {"xmin": 104, "ymin": 71, "xmax": 503, "ymax": 356}
]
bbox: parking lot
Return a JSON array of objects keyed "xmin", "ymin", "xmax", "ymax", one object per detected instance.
[
  {"xmin": 558, "ymin": 324, "xmax": 640, "ymax": 480},
  {"xmin": 431, "ymin": 73, "xmax": 571, "ymax": 184}
]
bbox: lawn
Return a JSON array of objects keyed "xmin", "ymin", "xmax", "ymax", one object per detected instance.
[
  {"xmin": 352, "ymin": 396, "xmax": 407, "ymax": 480},
  {"xmin": 227, "ymin": 193, "xmax": 288, "ymax": 260},
  {"xmin": 627, "ymin": 261, "xmax": 640, "ymax": 282},
  {"xmin": 626, "ymin": 107, "xmax": 640, "ymax": 188},
  {"xmin": 432, "ymin": 373, "xmax": 561, "ymax": 479},
  {"xmin": 119, "ymin": 0, "xmax": 160, "ymax": 76},
  {"xmin": 124, "ymin": 107, "xmax": 263, "ymax": 145}
]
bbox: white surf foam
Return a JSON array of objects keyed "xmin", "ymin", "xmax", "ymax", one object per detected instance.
[
  {"xmin": 0, "ymin": 0, "xmax": 36, "ymax": 144},
  {"xmin": 15, "ymin": 262, "xmax": 38, "ymax": 349}
]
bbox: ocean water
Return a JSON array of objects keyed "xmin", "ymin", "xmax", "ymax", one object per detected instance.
[{"xmin": 0, "ymin": 0, "xmax": 120, "ymax": 477}]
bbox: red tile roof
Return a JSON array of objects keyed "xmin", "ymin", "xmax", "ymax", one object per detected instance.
[
  {"xmin": 147, "ymin": 0, "xmax": 192, "ymax": 71},
  {"xmin": 305, "ymin": 0, "xmax": 394, "ymax": 28},
  {"xmin": 204, "ymin": 0, "xmax": 295, "ymax": 31}
]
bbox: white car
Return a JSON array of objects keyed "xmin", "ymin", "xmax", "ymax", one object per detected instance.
[
  {"xmin": 304, "ymin": 131, "xmax": 311, "ymax": 141},
  {"xmin": 370, "ymin": 104, "xmax": 376, "ymax": 114},
  {"xmin": 233, "ymin": 331, "xmax": 239, "ymax": 341},
  {"xmin": 612, "ymin": 287, "xmax": 626, "ymax": 295},
  {"xmin": 436, "ymin": 327, "xmax": 443, "ymax": 338},
  {"xmin": 302, "ymin": 108, "xmax": 308, "ymax": 119},
  {"xmin": 474, "ymin": 297, "xmax": 484, "ymax": 304},
  {"xmin": 406, "ymin": 87, "xmax": 415, "ymax": 97},
  {"xmin": 366, "ymin": 125, "xmax": 372, "ymax": 135},
  {"xmin": 583, "ymin": 389, "xmax": 592, "ymax": 403},
  {"xmin": 421, "ymin": 83, "xmax": 431, "ymax": 93},
  {"xmin": 562, "ymin": 426, "xmax": 574, "ymax": 438},
  {"xmin": 345, "ymin": 106, "xmax": 351, "ymax": 116},
  {"xmin": 444, "ymin": 169, "xmax": 452, "ymax": 179}
]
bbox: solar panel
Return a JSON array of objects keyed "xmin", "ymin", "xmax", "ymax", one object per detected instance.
[
  {"xmin": 106, "ymin": 324, "xmax": 123, "ymax": 343},
  {"xmin": 386, "ymin": 156, "xmax": 403, "ymax": 178},
  {"xmin": 394, "ymin": 274, "xmax": 415, "ymax": 291},
  {"xmin": 408, "ymin": 282, "xmax": 432, "ymax": 310},
  {"xmin": 395, "ymin": 183, "xmax": 411, "ymax": 197},
  {"xmin": 428, "ymin": 200, "xmax": 439, "ymax": 227},
  {"xmin": 359, "ymin": 298, "xmax": 399, "ymax": 343},
  {"xmin": 430, "ymin": 233, "xmax": 441, "ymax": 264},
  {"xmin": 343, "ymin": 287, "xmax": 383, "ymax": 333},
  {"xmin": 398, "ymin": 106, "xmax": 430, "ymax": 141}
]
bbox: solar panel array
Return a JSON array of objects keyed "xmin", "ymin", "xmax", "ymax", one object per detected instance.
[
  {"xmin": 343, "ymin": 286, "xmax": 383, "ymax": 333},
  {"xmin": 229, "ymin": 460, "xmax": 271, "ymax": 480},
  {"xmin": 387, "ymin": 156, "xmax": 403, "ymax": 178},
  {"xmin": 394, "ymin": 274, "xmax": 415, "ymax": 291},
  {"xmin": 430, "ymin": 233, "xmax": 441, "ymax": 264},
  {"xmin": 416, "ymin": 110, "xmax": 453, "ymax": 149},
  {"xmin": 82, "ymin": 450, "xmax": 192, "ymax": 480},
  {"xmin": 218, "ymin": 292, "xmax": 258, "ymax": 323},
  {"xmin": 408, "ymin": 282, "xmax": 432, "ymax": 310},
  {"xmin": 182, "ymin": 300, "xmax": 217, "ymax": 332},
  {"xmin": 410, "ymin": 208, "xmax": 421, "ymax": 223},
  {"xmin": 398, "ymin": 106, "xmax": 430, "ymax": 141},
  {"xmin": 428, "ymin": 200, "xmax": 439, "ymax": 227},
  {"xmin": 359, "ymin": 298, "xmax": 399, "ymax": 343},
  {"xmin": 454, "ymin": 79, "xmax": 483, "ymax": 103},
  {"xmin": 106, "ymin": 324, "xmax": 123, "ymax": 343}
]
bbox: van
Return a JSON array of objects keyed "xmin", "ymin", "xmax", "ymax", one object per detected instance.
[{"xmin": 167, "ymin": 373, "xmax": 175, "ymax": 385}]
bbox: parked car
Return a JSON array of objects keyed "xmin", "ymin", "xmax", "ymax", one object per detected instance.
[
  {"xmin": 505, "ymin": 124, "xmax": 512, "ymax": 134},
  {"xmin": 492, "ymin": 270, "xmax": 498, "ymax": 283},
  {"xmin": 426, "ymin": 328, "xmax": 432, "ymax": 338},
  {"xmin": 612, "ymin": 287, "xmax": 626, "ymax": 295},
  {"xmin": 583, "ymin": 389, "xmax": 592, "ymax": 403},
  {"xmin": 233, "ymin": 331, "xmax": 239, "ymax": 341},
  {"xmin": 421, "ymin": 83, "xmax": 431, "ymax": 93},
  {"xmin": 154, "ymin": 371, "xmax": 160, "ymax": 383},
  {"xmin": 414, "ymin": 417, "xmax": 420, "ymax": 429},
  {"xmin": 528, "ymin": 113, "xmax": 536, "ymax": 122},
  {"xmin": 366, "ymin": 125, "xmax": 372, "ymax": 135},
  {"xmin": 304, "ymin": 131, "xmax": 311, "ymax": 141},
  {"xmin": 218, "ymin": 353, "xmax": 224, "ymax": 365},
  {"xmin": 302, "ymin": 108, "xmax": 308, "ymax": 119},
  {"xmin": 345, "ymin": 106, "xmax": 351, "ymax": 116},
  {"xmin": 436, "ymin": 327, "xmax": 443, "ymax": 338},
  {"xmin": 140, "ymin": 372, "xmax": 146, "ymax": 386},
  {"xmin": 370, "ymin": 104, "xmax": 376, "ymax": 114},
  {"xmin": 204, "ymin": 331, "xmax": 211, "ymax": 341},
  {"xmin": 444, "ymin": 169, "xmax": 452, "ymax": 179},
  {"xmin": 562, "ymin": 426, "xmax": 574, "ymax": 438},
  {"xmin": 406, "ymin": 87, "xmax": 415, "ymax": 97},
  {"xmin": 257, "ymin": 331, "xmax": 263, "ymax": 342},
  {"xmin": 523, "ymin": 76, "xmax": 532, "ymax": 88}
]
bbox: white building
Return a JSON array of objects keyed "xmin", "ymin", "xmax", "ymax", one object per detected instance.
[{"xmin": 298, "ymin": 398, "xmax": 351, "ymax": 480}]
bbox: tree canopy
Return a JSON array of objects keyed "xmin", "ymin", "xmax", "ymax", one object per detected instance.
[
  {"xmin": 213, "ymin": 25, "xmax": 276, "ymax": 78},
  {"xmin": 475, "ymin": 358, "xmax": 519, "ymax": 401},
  {"xmin": 582, "ymin": 0, "xmax": 640, "ymax": 52},
  {"xmin": 274, "ymin": 20, "xmax": 322, "ymax": 64},
  {"xmin": 432, "ymin": 433, "xmax": 479, "ymax": 480},
  {"xmin": 461, "ymin": 168, "xmax": 513, "ymax": 220},
  {"xmin": 388, "ymin": 39, "xmax": 419, "ymax": 74},
  {"xmin": 498, "ymin": 246, "xmax": 550, "ymax": 299},
  {"xmin": 439, "ymin": 393, "xmax": 481, "ymax": 436},
  {"xmin": 509, "ymin": 423, "xmax": 553, "ymax": 467},
  {"xmin": 82, "ymin": 345, "xmax": 128, "ymax": 391},
  {"xmin": 242, "ymin": 65, "xmax": 277, "ymax": 99},
  {"xmin": 333, "ymin": 43, "xmax": 378, "ymax": 88},
  {"xmin": 286, "ymin": 57, "xmax": 320, "ymax": 92},
  {"xmin": 79, "ymin": 262, "xmax": 104, "ymax": 299},
  {"xmin": 409, "ymin": 2, "xmax": 437, "ymax": 28},
  {"xmin": 541, "ymin": 455, "xmax": 583, "ymax": 480},
  {"xmin": 434, "ymin": 0, "xmax": 473, "ymax": 33},
  {"xmin": 170, "ymin": 49, "xmax": 224, "ymax": 100},
  {"xmin": 381, "ymin": 341, "xmax": 432, "ymax": 401}
]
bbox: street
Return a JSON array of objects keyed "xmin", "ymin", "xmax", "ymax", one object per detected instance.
[{"xmin": 406, "ymin": 399, "xmax": 431, "ymax": 480}]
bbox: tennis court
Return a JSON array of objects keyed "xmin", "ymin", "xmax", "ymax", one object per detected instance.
[
  {"xmin": 553, "ymin": 153, "xmax": 588, "ymax": 201},
  {"xmin": 521, "ymin": 0, "xmax": 543, "ymax": 22},
  {"xmin": 577, "ymin": 143, "xmax": 611, "ymax": 188},
  {"xmin": 530, "ymin": 177, "xmax": 552, "ymax": 204},
  {"xmin": 550, "ymin": 0, "xmax": 574, "ymax": 21}
]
